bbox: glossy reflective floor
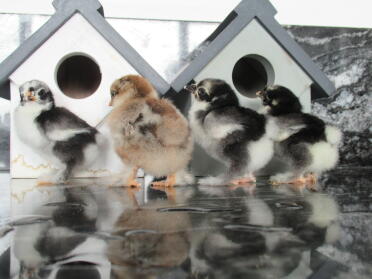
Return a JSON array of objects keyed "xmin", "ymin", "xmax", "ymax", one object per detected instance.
[{"xmin": 0, "ymin": 168, "xmax": 371, "ymax": 279}]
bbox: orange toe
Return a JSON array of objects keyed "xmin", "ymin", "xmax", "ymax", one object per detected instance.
[
  {"xmin": 124, "ymin": 167, "xmax": 141, "ymax": 187},
  {"xmin": 37, "ymin": 181, "xmax": 54, "ymax": 187},
  {"xmin": 125, "ymin": 178, "xmax": 141, "ymax": 188},
  {"xmin": 305, "ymin": 173, "xmax": 317, "ymax": 185},
  {"xmin": 230, "ymin": 176, "xmax": 256, "ymax": 185},
  {"xmin": 287, "ymin": 176, "xmax": 308, "ymax": 185}
]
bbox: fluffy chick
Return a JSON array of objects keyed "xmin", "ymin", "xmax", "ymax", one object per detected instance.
[
  {"xmin": 186, "ymin": 78, "xmax": 277, "ymax": 185},
  {"xmin": 108, "ymin": 75, "xmax": 193, "ymax": 187},
  {"xmin": 257, "ymin": 85, "xmax": 342, "ymax": 185},
  {"xmin": 14, "ymin": 80, "xmax": 103, "ymax": 185}
]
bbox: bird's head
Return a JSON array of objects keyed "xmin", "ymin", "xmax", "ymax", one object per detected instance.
[
  {"xmin": 256, "ymin": 85, "xmax": 302, "ymax": 116},
  {"xmin": 109, "ymin": 75, "xmax": 157, "ymax": 107},
  {"xmin": 184, "ymin": 78, "xmax": 239, "ymax": 106},
  {"xmin": 19, "ymin": 80, "xmax": 55, "ymax": 107}
]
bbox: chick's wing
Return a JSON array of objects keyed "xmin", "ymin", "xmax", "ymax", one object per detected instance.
[
  {"xmin": 115, "ymin": 101, "xmax": 148, "ymax": 136},
  {"xmin": 38, "ymin": 107, "xmax": 95, "ymax": 141},
  {"xmin": 146, "ymin": 99, "xmax": 190, "ymax": 147},
  {"xmin": 203, "ymin": 106, "xmax": 265, "ymax": 140}
]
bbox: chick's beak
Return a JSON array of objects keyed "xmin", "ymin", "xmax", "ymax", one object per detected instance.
[
  {"xmin": 256, "ymin": 90, "xmax": 263, "ymax": 97},
  {"xmin": 108, "ymin": 99, "xmax": 113, "ymax": 106},
  {"xmin": 184, "ymin": 84, "xmax": 196, "ymax": 93},
  {"xmin": 25, "ymin": 91, "xmax": 36, "ymax": 101}
]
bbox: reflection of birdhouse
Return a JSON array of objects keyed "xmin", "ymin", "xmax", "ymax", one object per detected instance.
[
  {"xmin": 169, "ymin": 0, "xmax": 335, "ymax": 176},
  {"xmin": 0, "ymin": 0, "xmax": 169, "ymax": 178}
]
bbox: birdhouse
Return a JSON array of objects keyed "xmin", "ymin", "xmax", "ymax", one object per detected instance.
[
  {"xmin": 169, "ymin": 0, "xmax": 335, "ymax": 176},
  {"xmin": 0, "ymin": 0, "xmax": 169, "ymax": 178}
]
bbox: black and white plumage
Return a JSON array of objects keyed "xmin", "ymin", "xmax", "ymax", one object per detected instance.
[
  {"xmin": 14, "ymin": 80, "xmax": 104, "ymax": 184},
  {"xmin": 186, "ymin": 78, "xmax": 277, "ymax": 185},
  {"xmin": 257, "ymin": 85, "xmax": 342, "ymax": 184}
]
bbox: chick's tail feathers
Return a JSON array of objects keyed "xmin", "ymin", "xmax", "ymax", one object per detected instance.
[{"xmin": 325, "ymin": 125, "xmax": 342, "ymax": 146}]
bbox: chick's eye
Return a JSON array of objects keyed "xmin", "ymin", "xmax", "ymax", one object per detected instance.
[
  {"xmin": 263, "ymin": 92, "xmax": 271, "ymax": 99},
  {"xmin": 38, "ymin": 89, "xmax": 49, "ymax": 100},
  {"xmin": 111, "ymin": 91, "xmax": 118, "ymax": 97},
  {"xmin": 198, "ymin": 88, "xmax": 207, "ymax": 95}
]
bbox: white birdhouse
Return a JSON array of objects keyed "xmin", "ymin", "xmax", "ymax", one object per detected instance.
[{"xmin": 0, "ymin": 0, "xmax": 169, "ymax": 178}]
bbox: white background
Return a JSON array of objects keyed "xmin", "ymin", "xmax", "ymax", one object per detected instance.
[{"xmin": 0, "ymin": 0, "xmax": 371, "ymax": 28}]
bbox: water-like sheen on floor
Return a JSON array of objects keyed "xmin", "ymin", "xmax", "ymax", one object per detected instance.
[{"xmin": 0, "ymin": 168, "xmax": 371, "ymax": 279}]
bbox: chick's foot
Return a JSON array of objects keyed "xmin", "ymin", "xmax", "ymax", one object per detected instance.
[{"xmin": 230, "ymin": 176, "xmax": 256, "ymax": 185}]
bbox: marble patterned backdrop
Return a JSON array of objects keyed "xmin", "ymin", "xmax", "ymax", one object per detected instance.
[
  {"xmin": 0, "ymin": 14, "xmax": 371, "ymax": 170},
  {"xmin": 286, "ymin": 26, "xmax": 372, "ymax": 166}
]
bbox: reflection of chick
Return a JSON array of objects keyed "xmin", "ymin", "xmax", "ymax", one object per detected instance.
[
  {"xmin": 107, "ymin": 199, "xmax": 190, "ymax": 278},
  {"xmin": 257, "ymin": 85, "xmax": 342, "ymax": 185},
  {"xmin": 188, "ymin": 187, "xmax": 339, "ymax": 279},
  {"xmin": 108, "ymin": 75, "xmax": 193, "ymax": 187}
]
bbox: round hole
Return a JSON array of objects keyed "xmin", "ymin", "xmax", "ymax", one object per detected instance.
[
  {"xmin": 56, "ymin": 54, "xmax": 101, "ymax": 99},
  {"xmin": 232, "ymin": 55, "xmax": 274, "ymax": 98}
]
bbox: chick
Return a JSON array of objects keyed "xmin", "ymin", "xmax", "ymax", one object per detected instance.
[
  {"xmin": 186, "ymin": 78, "xmax": 277, "ymax": 185},
  {"xmin": 14, "ymin": 80, "xmax": 104, "ymax": 185},
  {"xmin": 257, "ymin": 85, "xmax": 342, "ymax": 185},
  {"xmin": 108, "ymin": 75, "xmax": 193, "ymax": 187}
]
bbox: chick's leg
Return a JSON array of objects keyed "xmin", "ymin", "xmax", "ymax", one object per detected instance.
[
  {"xmin": 37, "ymin": 162, "xmax": 74, "ymax": 186},
  {"xmin": 152, "ymin": 174, "xmax": 177, "ymax": 187},
  {"xmin": 225, "ymin": 156, "xmax": 251, "ymax": 185},
  {"xmin": 125, "ymin": 167, "xmax": 141, "ymax": 187},
  {"xmin": 304, "ymin": 172, "xmax": 317, "ymax": 184},
  {"xmin": 37, "ymin": 169, "xmax": 57, "ymax": 186}
]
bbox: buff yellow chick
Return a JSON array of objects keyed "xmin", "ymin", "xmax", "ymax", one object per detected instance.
[{"xmin": 108, "ymin": 75, "xmax": 193, "ymax": 187}]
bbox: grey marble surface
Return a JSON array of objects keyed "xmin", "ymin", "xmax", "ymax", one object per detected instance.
[{"xmin": 0, "ymin": 168, "xmax": 371, "ymax": 278}]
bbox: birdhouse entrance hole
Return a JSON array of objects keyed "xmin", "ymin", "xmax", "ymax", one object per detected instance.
[
  {"xmin": 56, "ymin": 54, "xmax": 101, "ymax": 99},
  {"xmin": 232, "ymin": 55, "xmax": 274, "ymax": 98}
]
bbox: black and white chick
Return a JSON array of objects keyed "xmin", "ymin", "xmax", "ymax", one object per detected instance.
[
  {"xmin": 186, "ymin": 78, "xmax": 278, "ymax": 185},
  {"xmin": 14, "ymin": 80, "xmax": 104, "ymax": 185},
  {"xmin": 257, "ymin": 85, "xmax": 342, "ymax": 185}
]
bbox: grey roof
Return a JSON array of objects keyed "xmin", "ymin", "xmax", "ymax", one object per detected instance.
[
  {"xmin": 0, "ymin": 0, "xmax": 170, "ymax": 100},
  {"xmin": 171, "ymin": 0, "xmax": 335, "ymax": 99}
]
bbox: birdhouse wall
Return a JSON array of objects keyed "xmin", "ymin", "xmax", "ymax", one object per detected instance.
[
  {"xmin": 9, "ymin": 13, "xmax": 139, "ymax": 178},
  {"xmin": 194, "ymin": 19, "xmax": 312, "ymax": 112}
]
